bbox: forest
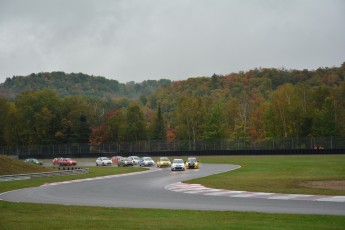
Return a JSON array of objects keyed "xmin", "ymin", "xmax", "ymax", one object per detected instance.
[
  {"xmin": 0, "ymin": 71, "xmax": 172, "ymax": 99},
  {"xmin": 0, "ymin": 63, "xmax": 344, "ymax": 150}
]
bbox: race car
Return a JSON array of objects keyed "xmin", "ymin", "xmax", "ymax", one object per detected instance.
[
  {"xmin": 53, "ymin": 157, "xmax": 77, "ymax": 166},
  {"xmin": 139, "ymin": 157, "xmax": 155, "ymax": 167},
  {"xmin": 185, "ymin": 157, "xmax": 199, "ymax": 169},
  {"xmin": 96, "ymin": 157, "xmax": 112, "ymax": 166},
  {"xmin": 171, "ymin": 159, "xmax": 185, "ymax": 171},
  {"xmin": 24, "ymin": 158, "xmax": 43, "ymax": 165},
  {"xmin": 117, "ymin": 157, "xmax": 134, "ymax": 167},
  {"xmin": 111, "ymin": 156, "xmax": 122, "ymax": 164},
  {"xmin": 128, "ymin": 156, "xmax": 141, "ymax": 165},
  {"xmin": 156, "ymin": 157, "xmax": 171, "ymax": 168}
]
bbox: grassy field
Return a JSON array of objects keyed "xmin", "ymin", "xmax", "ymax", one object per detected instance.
[
  {"xmin": 0, "ymin": 155, "xmax": 54, "ymax": 175},
  {"xmin": 0, "ymin": 165, "xmax": 147, "ymax": 194},
  {"xmin": 187, "ymin": 155, "xmax": 345, "ymax": 195},
  {"xmin": 1, "ymin": 155, "xmax": 345, "ymax": 229},
  {"xmin": 0, "ymin": 155, "xmax": 148, "ymax": 193},
  {"xmin": 1, "ymin": 202, "xmax": 345, "ymax": 230}
]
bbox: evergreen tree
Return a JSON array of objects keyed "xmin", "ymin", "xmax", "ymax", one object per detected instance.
[
  {"xmin": 0, "ymin": 97, "xmax": 8, "ymax": 145},
  {"xmin": 151, "ymin": 105, "xmax": 166, "ymax": 140},
  {"xmin": 125, "ymin": 104, "xmax": 146, "ymax": 141},
  {"xmin": 313, "ymin": 97, "xmax": 340, "ymax": 136},
  {"xmin": 202, "ymin": 102, "xmax": 226, "ymax": 141}
]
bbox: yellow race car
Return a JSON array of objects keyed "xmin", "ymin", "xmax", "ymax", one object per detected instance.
[
  {"xmin": 185, "ymin": 157, "xmax": 199, "ymax": 169},
  {"xmin": 156, "ymin": 157, "xmax": 171, "ymax": 168}
]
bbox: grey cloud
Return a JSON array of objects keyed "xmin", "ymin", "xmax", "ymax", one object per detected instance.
[{"xmin": 0, "ymin": 0, "xmax": 344, "ymax": 83}]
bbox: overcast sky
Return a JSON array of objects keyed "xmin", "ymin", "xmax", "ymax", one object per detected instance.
[{"xmin": 0, "ymin": 0, "xmax": 344, "ymax": 84}]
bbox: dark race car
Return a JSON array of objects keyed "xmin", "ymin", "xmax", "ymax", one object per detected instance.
[
  {"xmin": 185, "ymin": 157, "xmax": 199, "ymax": 169},
  {"xmin": 24, "ymin": 158, "xmax": 43, "ymax": 165}
]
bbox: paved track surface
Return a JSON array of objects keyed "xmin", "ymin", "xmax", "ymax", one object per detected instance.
[{"xmin": 1, "ymin": 163, "xmax": 345, "ymax": 216}]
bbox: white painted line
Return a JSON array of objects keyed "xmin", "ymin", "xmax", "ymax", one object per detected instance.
[
  {"xmin": 268, "ymin": 194, "xmax": 313, "ymax": 200},
  {"xmin": 204, "ymin": 191, "xmax": 245, "ymax": 196},
  {"xmin": 317, "ymin": 197, "xmax": 345, "ymax": 202},
  {"xmin": 229, "ymin": 193, "xmax": 259, "ymax": 198},
  {"xmin": 42, "ymin": 168, "xmax": 161, "ymax": 187},
  {"xmin": 251, "ymin": 192, "xmax": 274, "ymax": 195},
  {"xmin": 170, "ymin": 188, "xmax": 209, "ymax": 192},
  {"xmin": 200, "ymin": 189, "xmax": 225, "ymax": 192},
  {"xmin": 184, "ymin": 190, "xmax": 217, "ymax": 194},
  {"xmin": 165, "ymin": 182, "xmax": 345, "ymax": 203},
  {"xmin": 164, "ymin": 165, "xmax": 345, "ymax": 203}
]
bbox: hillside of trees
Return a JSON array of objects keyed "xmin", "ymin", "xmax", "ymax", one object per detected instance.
[
  {"xmin": 0, "ymin": 72, "xmax": 171, "ymax": 99},
  {"xmin": 0, "ymin": 63, "xmax": 344, "ymax": 151}
]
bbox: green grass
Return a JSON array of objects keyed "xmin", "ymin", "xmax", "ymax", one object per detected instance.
[
  {"xmin": 1, "ymin": 155, "xmax": 345, "ymax": 229},
  {"xmin": 0, "ymin": 155, "xmax": 147, "ymax": 193},
  {"xmin": 0, "ymin": 155, "xmax": 54, "ymax": 175},
  {"xmin": 1, "ymin": 201, "xmax": 345, "ymax": 230},
  {"xmin": 0, "ymin": 166, "xmax": 147, "ymax": 193},
  {"xmin": 186, "ymin": 155, "xmax": 345, "ymax": 195}
]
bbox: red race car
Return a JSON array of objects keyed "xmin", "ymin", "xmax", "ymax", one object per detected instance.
[
  {"xmin": 111, "ymin": 156, "xmax": 122, "ymax": 164},
  {"xmin": 52, "ymin": 157, "xmax": 77, "ymax": 166}
]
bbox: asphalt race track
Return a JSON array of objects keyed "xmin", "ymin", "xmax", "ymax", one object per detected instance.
[{"xmin": 1, "ymin": 163, "xmax": 345, "ymax": 216}]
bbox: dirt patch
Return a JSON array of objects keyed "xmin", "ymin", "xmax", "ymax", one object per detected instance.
[{"xmin": 301, "ymin": 180, "xmax": 345, "ymax": 190}]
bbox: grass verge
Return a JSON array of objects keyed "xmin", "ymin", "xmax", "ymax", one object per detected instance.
[
  {"xmin": 1, "ymin": 202, "xmax": 345, "ymax": 230},
  {"xmin": 0, "ymin": 155, "xmax": 54, "ymax": 175},
  {"xmin": 185, "ymin": 155, "xmax": 345, "ymax": 195},
  {"xmin": 0, "ymin": 166, "xmax": 147, "ymax": 194}
]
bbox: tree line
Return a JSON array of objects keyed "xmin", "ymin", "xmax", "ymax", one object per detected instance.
[
  {"xmin": 0, "ymin": 72, "xmax": 171, "ymax": 99},
  {"xmin": 0, "ymin": 63, "xmax": 344, "ymax": 149}
]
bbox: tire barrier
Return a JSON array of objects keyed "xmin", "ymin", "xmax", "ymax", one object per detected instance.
[{"xmin": 57, "ymin": 167, "xmax": 84, "ymax": 171}]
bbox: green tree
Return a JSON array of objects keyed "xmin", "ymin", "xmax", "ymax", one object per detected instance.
[
  {"xmin": 106, "ymin": 109, "xmax": 126, "ymax": 143},
  {"xmin": 201, "ymin": 102, "xmax": 226, "ymax": 142},
  {"xmin": 268, "ymin": 83, "xmax": 305, "ymax": 137},
  {"xmin": 334, "ymin": 82, "xmax": 345, "ymax": 135},
  {"xmin": 74, "ymin": 114, "xmax": 92, "ymax": 143},
  {"xmin": 3, "ymin": 103, "xmax": 20, "ymax": 146},
  {"xmin": 34, "ymin": 107, "xmax": 57, "ymax": 144},
  {"xmin": 0, "ymin": 97, "xmax": 9, "ymax": 145},
  {"xmin": 210, "ymin": 74, "xmax": 220, "ymax": 89},
  {"xmin": 224, "ymin": 98, "xmax": 240, "ymax": 138},
  {"xmin": 294, "ymin": 84, "xmax": 314, "ymax": 137},
  {"xmin": 61, "ymin": 95, "xmax": 101, "ymax": 143},
  {"xmin": 125, "ymin": 103, "xmax": 146, "ymax": 142},
  {"xmin": 248, "ymin": 96, "xmax": 268, "ymax": 143},
  {"xmin": 312, "ymin": 97, "xmax": 340, "ymax": 136},
  {"xmin": 150, "ymin": 105, "xmax": 166, "ymax": 140},
  {"xmin": 176, "ymin": 96, "xmax": 205, "ymax": 150},
  {"xmin": 15, "ymin": 89, "xmax": 62, "ymax": 145}
]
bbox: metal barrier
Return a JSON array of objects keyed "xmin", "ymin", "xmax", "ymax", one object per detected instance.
[
  {"xmin": 0, "ymin": 168, "xmax": 89, "ymax": 182},
  {"xmin": 11, "ymin": 148, "xmax": 345, "ymax": 159},
  {"xmin": 2, "ymin": 137, "xmax": 345, "ymax": 156}
]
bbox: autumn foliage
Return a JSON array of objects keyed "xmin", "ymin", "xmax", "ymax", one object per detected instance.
[{"xmin": 0, "ymin": 63, "xmax": 345, "ymax": 147}]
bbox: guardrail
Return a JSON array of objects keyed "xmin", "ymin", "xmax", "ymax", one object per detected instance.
[
  {"xmin": 11, "ymin": 148, "xmax": 345, "ymax": 159},
  {"xmin": 0, "ymin": 168, "xmax": 89, "ymax": 182},
  {"xmin": 2, "ymin": 137, "xmax": 345, "ymax": 156}
]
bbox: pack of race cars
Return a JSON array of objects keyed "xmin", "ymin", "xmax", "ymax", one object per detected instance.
[
  {"xmin": 24, "ymin": 156, "xmax": 199, "ymax": 171},
  {"xmin": 113, "ymin": 156, "xmax": 199, "ymax": 171}
]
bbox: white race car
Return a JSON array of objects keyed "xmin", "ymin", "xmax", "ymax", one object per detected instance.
[
  {"xmin": 96, "ymin": 157, "xmax": 112, "ymax": 166},
  {"xmin": 171, "ymin": 159, "xmax": 186, "ymax": 171},
  {"xmin": 118, "ymin": 157, "xmax": 134, "ymax": 167},
  {"xmin": 128, "ymin": 156, "xmax": 141, "ymax": 165},
  {"xmin": 139, "ymin": 157, "xmax": 155, "ymax": 167}
]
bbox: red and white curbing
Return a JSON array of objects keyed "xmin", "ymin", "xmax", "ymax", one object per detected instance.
[
  {"xmin": 42, "ymin": 168, "xmax": 161, "ymax": 187},
  {"xmin": 165, "ymin": 182, "xmax": 345, "ymax": 202}
]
